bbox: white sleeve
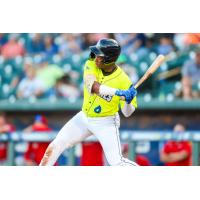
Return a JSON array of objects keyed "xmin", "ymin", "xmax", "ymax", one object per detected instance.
[
  {"xmin": 121, "ymin": 103, "xmax": 135, "ymax": 117},
  {"xmin": 35, "ymin": 79, "xmax": 45, "ymax": 91},
  {"xmin": 99, "ymin": 85, "xmax": 117, "ymax": 96},
  {"xmin": 85, "ymin": 74, "xmax": 118, "ymax": 96},
  {"xmin": 18, "ymin": 79, "xmax": 26, "ymax": 92},
  {"xmin": 84, "ymin": 74, "xmax": 97, "ymax": 94}
]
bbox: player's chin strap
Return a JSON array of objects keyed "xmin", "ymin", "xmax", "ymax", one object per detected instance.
[{"xmin": 104, "ymin": 61, "xmax": 115, "ymax": 66}]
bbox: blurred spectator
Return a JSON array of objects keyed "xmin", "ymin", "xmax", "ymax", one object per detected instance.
[
  {"xmin": 122, "ymin": 144, "xmax": 151, "ymax": 166},
  {"xmin": 17, "ymin": 66, "xmax": 45, "ymax": 99},
  {"xmin": 114, "ymin": 33, "xmax": 147, "ymax": 57},
  {"xmin": 27, "ymin": 33, "xmax": 45, "ymax": 54},
  {"xmin": 82, "ymin": 33, "xmax": 97, "ymax": 49},
  {"xmin": 179, "ymin": 49, "xmax": 200, "ymax": 100},
  {"xmin": 0, "ymin": 112, "xmax": 15, "ymax": 164},
  {"xmin": 117, "ymin": 54, "xmax": 139, "ymax": 85},
  {"xmin": 0, "ymin": 33, "xmax": 8, "ymax": 49},
  {"xmin": 160, "ymin": 124, "xmax": 192, "ymax": 166},
  {"xmin": 43, "ymin": 34, "xmax": 58, "ymax": 58},
  {"xmin": 23, "ymin": 115, "xmax": 52, "ymax": 166},
  {"xmin": 184, "ymin": 33, "xmax": 200, "ymax": 46},
  {"xmin": 157, "ymin": 36, "xmax": 175, "ymax": 55},
  {"xmin": 93, "ymin": 33, "xmax": 113, "ymax": 41},
  {"xmin": 145, "ymin": 36, "xmax": 157, "ymax": 53},
  {"xmin": 82, "ymin": 33, "xmax": 112, "ymax": 50},
  {"xmin": 1, "ymin": 33, "xmax": 25, "ymax": 59},
  {"xmin": 58, "ymin": 33, "xmax": 82, "ymax": 57},
  {"xmin": 36, "ymin": 57, "xmax": 64, "ymax": 90},
  {"xmin": 55, "ymin": 74, "xmax": 81, "ymax": 98},
  {"xmin": 10, "ymin": 59, "xmax": 33, "ymax": 90},
  {"xmin": 174, "ymin": 33, "xmax": 187, "ymax": 51},
  {"xmin": 135, "ymin": 155, "xmax": 151, "ymax": 166},
  {"xmin": 80, "ymin": 142, "xmax": 104, "ymax": 166}
]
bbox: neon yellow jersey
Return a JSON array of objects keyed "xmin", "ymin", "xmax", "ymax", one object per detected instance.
[{"xmin": 82, "ymin": 59, "xmax": 137, "ymax": 117}]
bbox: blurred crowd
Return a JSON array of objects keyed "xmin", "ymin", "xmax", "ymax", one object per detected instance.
[{"xmin": 0, "ymin": 33, "xmax": 200, "ymax": 101}]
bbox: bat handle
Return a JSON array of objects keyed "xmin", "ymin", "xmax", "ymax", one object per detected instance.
[
  {"xmin": 120, "ymin": 96, "xmax": 125, "ymax": 100},
  {"xmin": 133, "ymin": 83, "xmax": 139, "ymax": 89}
]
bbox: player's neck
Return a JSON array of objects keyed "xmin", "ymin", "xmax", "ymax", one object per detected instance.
[{"xmin": 102, "ymin": 64, "xmax": 117, "ymax": 75}]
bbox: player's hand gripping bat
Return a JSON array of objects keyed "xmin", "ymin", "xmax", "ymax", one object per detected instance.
[{"xmin": 120, "ymin": 54, "xmax": 166, "ymax": 100}]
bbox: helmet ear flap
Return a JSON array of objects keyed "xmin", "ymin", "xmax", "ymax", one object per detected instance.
[
  {"xmin": 104, "ymin": 55, "xmax": 111, "ymax": 64},
  {"xmin": 103, "ymin": 47, "xmax": 121, "ymax": 64},
  {"xmin": 89, "ymin": 52, "xmax": 96, "ymax": 59}
]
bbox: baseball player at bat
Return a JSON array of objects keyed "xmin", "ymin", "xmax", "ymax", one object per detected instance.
[{"xmin": 39, "ymin": 38, "xmax": 138, "ymax": 166}]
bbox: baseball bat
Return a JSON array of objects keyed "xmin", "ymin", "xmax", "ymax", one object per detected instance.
[{"xmin": 121, "ymin": 54, "xmax": 165, "ymax": 100}]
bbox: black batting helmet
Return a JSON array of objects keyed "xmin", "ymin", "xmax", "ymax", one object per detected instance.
[{"xmin": 89, "ymin": 38, "xmax": 121, "ymax": 64}]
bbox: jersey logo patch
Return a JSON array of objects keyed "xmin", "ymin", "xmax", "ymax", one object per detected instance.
[
  {"xmin": 85, "ymin": 66, "xmax": 90, "ymax": 70},
  {"xmin": 99, "ymin": 94, "xmax": 113, "ymax": 102},
  {"xmin": 94, "ymin": 105, "xmax": 101, "ymax": 113}
]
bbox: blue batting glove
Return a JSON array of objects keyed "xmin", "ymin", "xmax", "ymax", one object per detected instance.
[
  {"xmin": 115, "ymin": 89, "xmax": 133, "ymax": 103},
  {"xmin": 128, "ymin": 86, "xmax": 137, "ymax": 98},
  {"xmin": 115, "ymin": 90, "xmax": 125, "ymax": 97},
  {"xmin": 126, "ymin": 86, "xmax": 137, "ymax": 104},
  {"xmin": 115, "ymin": 87, "xmax": 137, "ymax": 104},
  {"xmin": 125, "ymin": 86, "xmax": 137, "ymax": 104}
]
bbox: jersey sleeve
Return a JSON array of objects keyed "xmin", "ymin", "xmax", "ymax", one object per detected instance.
[
  {"xmin": 83, "ymin": 60, "xmax": 99, "ymax": 94},
  {"xmin": 83, "ymin": 59, "xmax": 98, "ymax": 78},
  {"xmin": 120, "ymin": 96, "xmax": 138, "ymax": 109}
]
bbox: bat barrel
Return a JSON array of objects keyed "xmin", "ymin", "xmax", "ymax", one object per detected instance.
[{"xmin": 120, "ymin": 54, "xmax": 165, "ymax": 101}]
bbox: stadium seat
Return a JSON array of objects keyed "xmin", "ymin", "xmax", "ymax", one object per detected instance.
[
  {"xmin": 2, "ymin": 64, "xmax": 14, "ymax": 84},
  {"xmin": 50, "ymin": 54, "xmax": 62, "ymax": 66},
  {"xmin": 158, "ymin": 81, "xmax": 176, "ymax": 98},
  {"xmin": 14, "ymin": 56, "xmax": 23, "ymax": 72}
]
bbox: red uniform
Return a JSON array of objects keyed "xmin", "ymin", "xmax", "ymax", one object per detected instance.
[
  {"xmin": 80, "ymin": 142, "xmax": 104, "ymax": 166},
  {"xmin": 163, "ymin": 141, "xmax": 192, "ymax": 166},
  {"xmin": 0, "ymin": 124, "xmax": 15, "ymax": 161},
  {"xmin": 24, "ymin": 122, "xmax": 52, "ymax": 165},
  {"xmin": 135, "ymin": 155, "xmax": 151, "ymax": 166}
]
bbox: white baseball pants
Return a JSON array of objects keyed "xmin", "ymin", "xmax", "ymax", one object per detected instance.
[{"xmin": 41, "ymin": 111, "xmax": 138, "ymax": 166}]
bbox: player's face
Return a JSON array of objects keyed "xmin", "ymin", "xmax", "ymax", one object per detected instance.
[{"xmin": 95, "ymin": 56, "xmax": 105, "ymax": 69}]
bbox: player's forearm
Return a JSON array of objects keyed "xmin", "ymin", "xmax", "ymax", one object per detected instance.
[
  {"xmin": 23, "ymin": 126, "xmax": 33, "ymax": 133},
  {"xmin": 160, "ymin": 151, "xmax": 189, "ymax": 163},
  {"xmin": 92, "ymin": 82, "xmax": 117, "ymax": 96},
  {"xmin": 85, "ymin": 74, "xmax": 117, "ymax": 95},
  {"xmin": 121, "ymin": 103, "xmax": 135, "ymax": 117},
  {"xmin": 160, "ymin": 152, "xmax": 172, "ymax": 163},
  {"xmin": 0, "ymin": 125, "xmax": 12, "ymax": 133},
  {"xmin": 168, "ymin": 151, "xmax": 189, "ymax": 162},
  {"xmin": 35, "ymin": 90, "xmax": 44, "ymax": 97},
  {"xmin": 17, "ymin": 90, "xmax": 23, "ymax": 98},
  {"xmin": 91, "ymin": 81, "xmax": 100, "ymax": 94}
]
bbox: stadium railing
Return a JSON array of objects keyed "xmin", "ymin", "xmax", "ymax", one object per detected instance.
[{"xmin": 0, "ymin": 98, "xmax": 200, "ymax": 111}]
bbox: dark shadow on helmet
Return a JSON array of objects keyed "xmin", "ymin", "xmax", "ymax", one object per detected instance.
[{"xmin": 89, "ymin": 46, "xmax": 104, "ymax": 56}]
